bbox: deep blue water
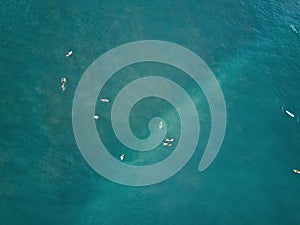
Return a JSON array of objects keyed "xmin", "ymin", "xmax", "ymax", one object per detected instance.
[{"xmin": 1, "ymin": 1, "xmax": 300, "ymax": 225}]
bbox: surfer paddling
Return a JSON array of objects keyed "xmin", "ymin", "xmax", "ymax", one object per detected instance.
[
  {"xmin": 159, "ymin": 121, "xmax": 163, "ymax": 129},
  {"xmin": 61, "ymin": 77, "xmax": 67, "ymax": 91},
  {"xmin": 293, "ymin": 169, "xmax": 300, "ymax": 174},
  {"xmin": 100, "ymin": 98, "xmax": 109, "ymax": 103},
  {"xmin": 163, "ymin": 142, "xmax": 172, "ymax": 147},
  {"xmin": 165, "ymin": 138, "xmax": 174, "ymax": 142},
  {"xmin": 66, "ymin": 50, "xmax": 73, "ymax": 57}
]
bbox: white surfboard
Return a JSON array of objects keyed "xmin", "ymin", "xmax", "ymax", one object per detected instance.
[{"xmin": 285, "ymin": 110, "xmax": 295, "ymax": 118}]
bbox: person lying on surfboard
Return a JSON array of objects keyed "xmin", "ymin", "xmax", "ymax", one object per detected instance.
[{"xmin": 66, "ymin": 50, "xmax": 73, "ymax": 57}]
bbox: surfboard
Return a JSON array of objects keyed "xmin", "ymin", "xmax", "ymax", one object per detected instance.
[{"xmin": 285, "ymin": 110, "xmax": 295, "ymax": 118}]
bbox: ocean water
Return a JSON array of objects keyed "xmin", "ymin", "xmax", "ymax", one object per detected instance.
[{"xmin": 1, "ymin": 0, "xmax": 300, "ymax": 225}]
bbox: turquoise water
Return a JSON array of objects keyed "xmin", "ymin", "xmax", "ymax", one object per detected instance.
[{"xmin": 1, "ymin": 0, "xmax": 300, "ymax": 224}]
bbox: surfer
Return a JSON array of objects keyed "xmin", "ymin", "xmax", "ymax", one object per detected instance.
[
  {"xmin": 61, "ymin": 83, "xmax": 65, "ymax": 91},
  {"xmin": 163, "ymin": 142, "xmax": 172, "ymax": 147},
  {"xmin": 159, "ymin": 121, "xmax": 163, "ymax": 129},
  {"xmin": 100, "ymin": 98, "xmax": 109, "ymax": 103},
  {"xmin": 61, "ymin": 77, "xmax": 67, "ymax": 91},
  {"xmin": 165, "ymin": 138, "xmax": 174, "ymax": 142},
  {"xmin": 120, "ymin": 153, "xmax": 125, "ymax": 161},
  {"xmin": 66, "ymin": 50, "xmax": 73, "ymax": 57},
  {"xmin": 293, "ymin": 169, "xmax": 300, "ymax": 174}
]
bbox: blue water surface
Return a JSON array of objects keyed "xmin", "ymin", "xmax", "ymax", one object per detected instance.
[{"xmin": 0, "ymin": 1, "xmax": 300, "ymax": 224}]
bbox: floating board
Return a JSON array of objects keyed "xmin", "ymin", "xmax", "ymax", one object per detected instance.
[{"xmin": 285, "ymin": 110, "xmax": 295, "ymax": 118}]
